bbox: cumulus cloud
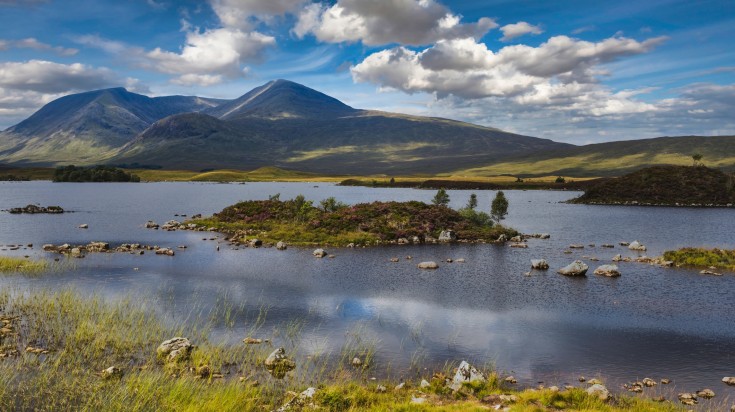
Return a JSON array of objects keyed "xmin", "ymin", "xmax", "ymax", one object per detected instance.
[
  {"xmin": 294, "ymin": 0, "xmax": 497, "ymax": 46},
  {"xmin": 211, "ymin": 0, "xmax": 307, "ymax": 29},
  {"xmin": 0, "ymin": 60, "xmax": 141, "ymax": 93},
  {"xmin": 0, "ymin": 37, "xmax": 78, "ymax": 56},
  {"xmin": 500, "ymin": 22, "xmax": 543, "ymax": 41},
  {"xmin": 351, "ymin": 35, "xmax": 668, "ymax": 117}
]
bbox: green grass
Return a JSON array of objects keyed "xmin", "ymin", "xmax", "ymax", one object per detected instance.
[
  {"xmin": 0, "ymin": 288, "xmax": 686, "ymax": 411},
  {"xmin": 663, "ymin": 248, "xmax": 735, "ymax": 270},
  {"xmin": 0, "ymin": 256, "xmax": 48, "ymax": 274}
]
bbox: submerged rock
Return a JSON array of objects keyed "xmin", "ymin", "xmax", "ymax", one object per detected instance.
[
  {"xmin": 417, "ymin": 261, "xmax": 439, "ymax": 270},
  {"xmin": 557, "ymin": 260, "xmax": 589, "ymax": 276},
  {"xmin": 628, "ymin": 240, "xmax": 647, "ymax": 251}
]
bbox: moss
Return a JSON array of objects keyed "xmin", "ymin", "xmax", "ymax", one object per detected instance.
[{"xmin": 663, "ymin": 248, "xmax": 735, "ymax": 270}]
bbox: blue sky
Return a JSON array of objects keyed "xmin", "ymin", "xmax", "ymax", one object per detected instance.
[{"xmin": 0, "ymin": 0, "xmax": 733, "ymax": 143}]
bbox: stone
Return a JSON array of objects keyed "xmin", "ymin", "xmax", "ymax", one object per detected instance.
[
  {"xmin": 264, "ymin": 348, "xmax": 296, "ymax": 378},
  {"xmin": 394, "ymin": 382, "xmax": 405, "ymax": 391},
  {"xmin": 587, "ymin": 378, "xmax": 602, "ymax": 385},
  {"xmin": 696, "ymin": 388, "xmax": 715, "ymax": 399},
  {"xmin": 661, "ymin": 378, "xmax": 671, "ymax": 384},
  {"xmin": 313, "ymin": 249, "xmax": 327, "ymax": 258},
  {"xmin": 628, "ymin": 240, "xmax": 647, "ymax": 251},
  {"xmin": 456, "ymin": 258, "xmax": 466, "ymax": 263},
  {"xmin": 569, "ymin": 244, "xmax": 585, "ymax": 249},
  {"xmin": 249, "ymin": 238, "xmax": 262, "ymax": 247},
  {"xmin": 510, "ymin": 243, "xmax": 528, "ymax": 248},
  {"xmin": 420, "ymin": 379, "xmax": 430, "ymax": 388},
  {"xmin": 450, "ymin": 361, "xmax": 485, "ymax": 391},
  {"xmin": 101, "ymin": 366, "xmax": 123, "ymax": 379},
  {"xmin": 155, "ymin": 248, "xmax": 175, "ymax": 256},
  {"xmin": 438, "ymin": 230, "xmax": 457, "ymax": 242},
  {"xmin": 78, "ymin": 224, "xmax": 88, "ymax": 229},
  {"xmin": 504, "ymin": 376, "xmax": 517, "ymax": 384},
  {"xmin": 276, "ymin": 387, "xmax": 317, "ymax": 411},
  {"xmin": 531, "ymin": 259, "xmax": 549, "ymax": 270},
  {"xmin": 700, "ymin": 269, "xmax": 723, "ymax": 276},
  {"xmin": 417, "ymin": 261, "xmax": 439, "ymax": 270},
  {"xmin": 375, "ymin": 385, "xmax": 387, "ymax": 393},
  {"xmin": 351, "ymin": 357, "xmax": 363, "ymax": 367},
  {"xmin": 397, "ymin": 238, "xmax": 409, "ymax": 245},
  {"xmin": 677, "ymin": 393, "xmax": 697, "ymax": 405},
  {"xmin": 196, "ymin": 365, "xmax": 212, "ymax": 378},
  {"xmin": 497, "ymin": 234, "xmax": 507, "ymax": 242},
  {"xmin": 510, "ymin": 236, "xmax": 522, "ymax": 242},
  {"xmin": 612, "ymin": 254, "xmax": 623, "ymax": 262},
  {"xmin": 157, "ymin": 337, "xmax": 192, "ymax": 362},
  {"xmin": 586, "ymin": 384, "xmax": 610, "ymax": 401},
  {"xmin": 276, "ymin": 241, "xmax": 287, "ymax": 250},
  {"xmin": 594, "ymin": 264, "xmax": 621, "ymax": 277},
  {"xmin": 557, "ymin": 260, "xmax": 589, "ymax": 276},
  {"xmin": 390, "ymin": 257, "xmax": 399, "ymax": 262},
  {"xmin": 642, "ymin": 377, "xmax": 656, "ymax": 387},
  {"xmin": 410, "ymin": 397, "xmax": 427, "ymax": 404},
  {"xmin": 723, "ymin": 376, "xmax": 735, "ymax": 386},
  {"xmin": 243, "ymin": 337, "xmax": 262, "ymax": 344}
]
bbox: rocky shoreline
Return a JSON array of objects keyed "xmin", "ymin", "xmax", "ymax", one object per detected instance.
[{"xmin": 6, "ymin": 204, "xmax": 65, "ymax": 214}]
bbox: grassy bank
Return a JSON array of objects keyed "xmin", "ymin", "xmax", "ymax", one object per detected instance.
[
  {"xmin": 663, "ymin": 248, "xmax": 735, "ymax": 270},
  {"xmin": 194, "ymin": 198, "xmax": 517, "ymax": 246},
  {"xmin": 0, "ymin": 256, "xmax": 48, "ymax": 274},
  {"xmin": 0, "ymin": 288, "xmax": 686, "ymax": 411}
]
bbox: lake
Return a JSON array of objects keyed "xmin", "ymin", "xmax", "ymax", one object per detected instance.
[{"xmin": 1, "ymin": 181, "xmax": 734, "ymax": 397}]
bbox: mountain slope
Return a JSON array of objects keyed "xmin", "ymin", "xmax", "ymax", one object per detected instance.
[
  {"xmin": 457, "ymin": 135, "xmax": 735, "ymax": 177},
  {"xmin": 0, "ymin": 88, "xmax": 226, "ymax": 165}
]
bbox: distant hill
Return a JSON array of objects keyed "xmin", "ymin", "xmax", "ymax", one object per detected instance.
[
  {"xmin": 570, "ymin": 165, "xmax": 735, "ymax": 206},
  {"xmin": 0, "ymin": 88, "xmax": 224, "ymax": 165},
  {"xmin": 456, "ymin": 135, "xmax": 735, "ymax": 177}
]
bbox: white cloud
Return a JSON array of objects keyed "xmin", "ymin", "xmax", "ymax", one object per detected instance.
[
  {"xmin": 0, "ymin": 60, "xmax": 140, "ymax": 93},
  {"xmin": 210, "ymin": 0, "xmax": 307, "ymax": 29},
  {"xmin": 500, "ymin": 22, "xmax": 543, "ymax": 42},
  {"xmin": 0, "ymin": 37, "xmax": 78, "ymax": 56},
  {"xmin": 294, "ymin": 0, "xmax": 497, "ymax": 46}
]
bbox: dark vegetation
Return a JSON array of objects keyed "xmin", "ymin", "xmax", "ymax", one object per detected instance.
[
  {"xmin": 571, "ymin": 165, "xmax": 735, "ymax": 206},
  {"xmin": 0, "ymin": 174, "xmax": 30, "ymax": 181},
  {"xmin": 663, "ymin": 248, "xmax": 735, "ymax": 270},
  {"xmin": 198, "ymin": 196, "xmax": 517, "ymax": 246},
  {"xmin": 338, "ymin": 178, "xmax": 599, "ymax": 190},
  {"xmin": 53, "ymin": 165, "xmax": 140, "ymax": 183}
]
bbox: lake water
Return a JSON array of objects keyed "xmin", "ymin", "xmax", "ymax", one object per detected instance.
[{"xmin": 1, "ymin": 181, "xmax": 735, "ymax": 399}]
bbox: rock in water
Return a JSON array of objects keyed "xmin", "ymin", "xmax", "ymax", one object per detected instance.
[
  {"xmin": 157, "ymin": 337, "xmax": 192, "ymax": 362},
  {"xmin": 264, "ymin": 347, "xmax": 296, "ymax": 378},
  {"xmin": 628, "ymin": 240, "xmax": 647, "ymax": 251},
  {"xmin": 276, "ymin": 241, "xmax": 287, "ymax": 250},
  {"xmin": 313, "ymin": 249, "xmax": 327, "ymax": 258},
  {"xmin": 438, "ymin": 230, "xmax": 457, "ymax": 242},
  {"xmin": 450, "ymin": 361, "xmax": 486, "ymax": 391},
  {"xmin": 531, "ymin": 259, "xmax": 549, "ymax": 270},
  {"xmin": 557, "ymin": 260, "xmax": 589, "ymax": 276},
  {"xmin": 723, "ymin": 376, "xmax": 735, "ymax": 386},
  {"xmin": 594, "ymin": 264, "xmax": 621, "ymax": 277},
  {"xmin": 586, "ymin": 384, "xmax": 610, "ymax": 401},
  {"xmin": 417, "ymin": 261, "xmax": 439, "ymax": 270}
]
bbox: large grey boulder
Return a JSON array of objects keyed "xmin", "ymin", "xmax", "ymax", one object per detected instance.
[
  {"xmin": 586, "ymin": 384, "xmax": 610, "ymax": 400},
  {"xmin": 628, "ymin": 240, "xmax": 647, "ymax": 251},
  {"xmin": 313, "ymin": 249, "xmax": 327, "ymax": 258},
  {"xmin": 157, "ymin": 337, "xmax": 192, "ymax": 362},
  {"xmin": 450, "ymin": 361, "xmax": 486, "ymax": 391},
  {"xmin": 531, "ymin": 259, "xmax": 549, "ymax": 270},
  {"xmin": 557, "ymin": 260, "xmax": 589, "ymax": 276},
  {"xmin": 594, "ymin": 264, "xmax": 621, "ymax": 277},
  {"xmin": 417, "ymin": 261, "xmax": 439, "ymax": 270},
  {"xmin": 438, "ymin": 230, "xmax": 457, "ymax": 242},
  {"xmin": 276, "ymin": 241, "xmax": 287, "ymax": 250}
]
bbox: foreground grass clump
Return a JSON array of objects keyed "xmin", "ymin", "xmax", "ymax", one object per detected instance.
[
  {"xmin": 196, "ymin": 197, "xmax": 517, "ymax": 246},
  {"xmin": 0, "ymin": 256, "xmax": 48, "ymax": 274},
  {"xmin": 0, "ymin": 289, "xmax": 688, "ymax": 411},
  {"xmin": 663, "ymin": 248, "xmax": 735, "ymax": 270}
]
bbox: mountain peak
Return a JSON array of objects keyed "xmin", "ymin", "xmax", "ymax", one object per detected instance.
[{"xmin": 206, "ymin": 79, "xmax": 357, "ymax": 121}]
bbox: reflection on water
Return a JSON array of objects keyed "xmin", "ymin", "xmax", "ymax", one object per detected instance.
[{"xmin": 1, "ymin": 181, "xmax": 735, "ymax": 393}]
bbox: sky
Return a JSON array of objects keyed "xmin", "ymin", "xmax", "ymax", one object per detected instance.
[{"xmin": 0, "ymin": 0, "xmax": 733, "ymax": 144}]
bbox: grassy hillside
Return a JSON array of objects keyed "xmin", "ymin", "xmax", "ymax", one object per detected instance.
[{"xmin": 457, "ymin": 135, "xmax": 735, "ymax": 177}]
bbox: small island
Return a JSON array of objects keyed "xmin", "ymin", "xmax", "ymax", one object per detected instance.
[
  {"xmin": 53, "ymin": 165, "xmax": 141, "ymax": 183},
  {"xmin": 191, "ymin": 193, "xmax": 517, "ymax": 247},
  {"xmin": 663, "ymin": 248, "xmax": 735, "ymax": 271},
  {"xmin": 570, "ymin": 165, "xmax": 735, "ymax": 207},
  {"xmin": 8, "ymin": 204, "xmax": 64, "ymax": 214}
]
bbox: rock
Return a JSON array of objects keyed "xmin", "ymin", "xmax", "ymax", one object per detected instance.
[
  {"xmin": 397, "ymin": 237, "xmax": 409, "ymax": 245},
  {"xmin": 700, "ymin": 269, "xmax": 723, "ymax": 276},
  {"xmin": 450, "ymin": 361, "xmax": 485, "ymax": 391},
  {"xmin": 531, "ymin": 259, "xmax": 549, "ymax": 270},
  {"xmin": 78, "ymin": 224, "xmax": 88, "ymax": 229},
  {"xmin": 601, "ymin": 244, "xmax": 614, "ymax": 248},
  {"xmin": 157, "ymin": 337, "xmax": 192, "ymax": 362},
  {"xmin": 243, "ymin": 337, "xmax": 262, "ymax": 344},
  {"xmin": 619, "ymin": 242, "xmax": 630, "ymax": 246},
  {"xmin": 628, "ymin": 240, "xmax": 647, "ymax": 251},
  {"xmin": 420, "ymin": 379, "xmax": 430, "ymax": 388},
  {"xmin": 101, "ymin": 366, "xmax": 123, "ymax": 379},
  {"xmin": 394, "ymin": 382, "xmax": 405, "ymax": 391},
  {"xmin": 557, "ymin": 260, "xmax": 589, "ymax": 276},
  {"xmin": 8, "ymin": 204, "xmax": 64, "ymax": 214},
  {"xmin": 456, "ymin": 258, "xmax": 465, "ymax": 263},
  {"xmin": 42, "ymin": 244, "xmax": 56, "ymax": 252},
  {"xmin": 249, "ymin": 238, "xmax": 262, "ymax": 247},
  {"xmin": 417, "ymin": 261, "xmax": 439, "ymax": 270},
  {"xmin": 661, "ymin": 378, "xmax": 671, "ymax": 384},
  {"xmin": 587, "ymin": 378, "xmax": 602, "ymax": 385},
  {"xmin": 510, "ymin": 236, "xmax": 522, "ymax": 242},
  {"xmin": 264, "ymin": 348, "xmax": 296, "ymax": 378},
  {"xmin": 276, "ymin": 387, "xmax": 317, "ymax": 411},
  {"xmin": 351, "ymin": 357, "xmax": 363, "ymax": 367},
  {"xmin": 87, "ymin": 242, "xmax": 109, "ymax": 252},
  {"xmin": 723, "ymin": 376, "xmax": 735, "ymax": 385},
  {"xmin": 497, "ymin": 234, "xmax": 507, "ymax": 242},
  {"xmin": 410, "ymin": 396, "xmax": 427, "ymax": 404},
  {"xmin": 612, "ymin": 254, "xmax": 623, "ymax": 262},
  {"xmin": 696, "ymin": 388, "xmax": 715, "ymax": 399},
  {"xmin": 548, "ymin": 386, "xmax": 559, "ymax": 392},
  {"xmin": 504, "ymin": 376, "xmax": 517, "ymax": 384},
  {"xmin": 642, "ymin": 377, "xmax": 656, "ymax": 387},
  {"xmin": 276, "ymin": 241, "xmax": 287, "ymax": 250},
  {"xmin": 390, "ymin": 257, "xmax": 399, "ymax": 262},
  {"xmin": 313, "ymin": 249, "xmax": 327, "ymax": 258},
  {"xmin": 579, "ymin": 376, "xmax": 586, "ymax": 382},
  {"xmin": 569, "ymin": 244, "xmax": 585, "ymax": 249},
  {"xmin": 438, "ymin": 230, "xmax": 457, "ymax": 242},
  {"xmin": 155, "ymin": 248, "xmax": 175, "ymax": 256},
  {"xmin": 196, "ymin": 365, "xmax": 212, "ymax": 378},
  {"xmin": 375, "ymin": 385, "xmax": 387, "ymax": 393},
  {"xmin": 586, "ymin": 384, "xmax": 610, "ymax": 401},
  {"xmin": 510, "ymin": 243, "xmax": 528, "ymax": 248},
  {"xmin": 594, "ymin": 264, "xmax": 621, "ymax": 277},
  {"xmin": 71, "ymin": 247, "xmax": 83, "ymax": 256},
  {"xmin": 678, "ymin": 393, "xmax": 697, "ymax": 405}
]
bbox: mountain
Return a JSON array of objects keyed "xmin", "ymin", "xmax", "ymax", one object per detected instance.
[
  {"xmin": 112, "ymin": 80, "xmax": 568, "ymax": 174},
  {"xmin": 0, "ymin": 88, "xmax": 226, "ymax": 165},
  {"xmin": 455, "ymin": 135, "xmax": 735, "ymax": 177}
]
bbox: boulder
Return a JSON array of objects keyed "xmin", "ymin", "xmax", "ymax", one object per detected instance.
[
  {"xmin": 155, "ymin": 248, "xmax": 175, "ymax": 256},
  {"xmin": 450, "ymin": 361, "xmax": 486, "ymax": 391},
  {"xmin": 420, "ymin": 379, "xmax": 430, "ymax": 388},
  {"xmin": 612, "ymin": 254, "xmax": 623, "ymax": 262},
  {"xmin": 276, "ymin": 387, "xmax": 317, "ymax": 412},
  {"xmin": 531, "ymin": 259, "xmax": 549, "ymax": 270},
  {"xmin": 264, "ymin": 347, "xmax": 296, "ymax": 378},
  {"xmin": 78, "ymin": 224, "xmax": 88, "ymax": 229},
  {"xmin": 722, "ymin": 376, "xmax": 735, "ymax": 386},
  {"xmin": 586, "ymin": 384, "xmax": 610, "ymax": 401},
  {"xmin": 438, "ymin": 230, "xmax": 457, "ymax": 242},
  {"xmin": 642, "ymin": 378, "xmax": 656, "ymax": 387},
  {"xmin": 351, "ymin": 357, "xmax": 363, "ymax": 367},
  {"xmin": 417, "ymin": 261, "xmax": 439, "ymax": 270},
  {"xmin": 145, "ymin": 221, "xmax": 159, "ymax": 229},
  {"xmin": 569, "ymin": 244, "xmax": 585, "ymax": 249},
  {"xmin": 677, "ymin": 393, "xmax": 697, "ymax": 406},
  {"xmin": 157, "ymin": 337, "xmax": 192, "ymax": 362},
  {"xmin": 101, "ymin": 366, "xmax": 123, "ymax": 380},
  {"xmin": 87, "ymin": 242, "xmax": 109, "ymax": 252},
  {"xmin": 243, "ymin": 337, "xmax": 262, "ymax": 344},
  {"xmin": 594, "ymin": 264, "xmax": 621, "ymax": 277},
  {"xmin": 496, "ymin": 234, "xmax": 507, "ymax": 242},
  {"xmin": 313, "ymin": 249, "xmax": 327, "ymax": 258},
  {"xmin": 397, "ymin": 238, "xmax": 409, "ymax": 245},
  {"xmin": 249, "ymin": 238, "xmax": 262, "ymax": 247},
  {"xmin": 557, "ymin": 260, "xmax": 589, "ymax": 276},
  {"xmin": 696, "ymin": 388, "xmax": 715, "ymax": 399},
  {"xmin": 276, "ymin": 241, "xmax": 287, "ymax": 250},
  {"xmin": 510, "ymin": 236, "xmax": 522, "ymax": 243},
  {"xmin": 628, "ymin": 240, "xmax": 647, "ymax": 251}
]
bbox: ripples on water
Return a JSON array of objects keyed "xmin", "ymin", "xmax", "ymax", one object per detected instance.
[{"xmin": 1, "ymin": 181, "xmax": 734, "ymax": 393}]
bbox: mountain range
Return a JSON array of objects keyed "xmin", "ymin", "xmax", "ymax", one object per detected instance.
[{"xmin": 1, "ymin": 80, "xmax": 733, "ymax": 176}]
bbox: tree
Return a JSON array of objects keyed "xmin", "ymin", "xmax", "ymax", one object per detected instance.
[
  {"xmin": 555, "ymin": 176, "xmax": 566, "ymax": 183},
  {"xmin": 389, "ymin": 177, "xmax": 395, "ymax": 185},
  {"xmin": 692, "ymin": 153, "xmax": 703, "ymax": 166},
  {"xmin": 491, "ymin": 191, "xmax": 509, "ymax": 223},
  {"xmin": 466, "ymin": 193, "xmax": 478, "ymax": 210},
  {"xmin": 432, "ymin": 188, "xmax": 450, "ymax": 206},
  {"xmin": 319, "ymin": 197, "xmax": 346, "ymax": 212}
]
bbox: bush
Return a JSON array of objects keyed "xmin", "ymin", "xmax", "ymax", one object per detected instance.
[{"xmin": 53, "ymin": 165, "xmax": 140, "ymax": 183}]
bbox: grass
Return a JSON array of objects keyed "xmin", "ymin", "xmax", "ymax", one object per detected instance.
[
  {"xmin": 663, "ymin": 248, "xmax": 735, "ymax": 270},
  {"xmin": 0, "ymin": 288, "xmax": 687, "ymax": 411},
  {"xmin": 0, "ymin": 256, "xmax": 48, "ymax": 274}
]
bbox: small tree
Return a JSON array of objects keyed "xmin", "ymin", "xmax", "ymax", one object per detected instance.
[
  {"xmin": 319, "ymin": 196, "xmax": 346, "ymax": 213},
  {"xmin": 466, "ymin": 193, "xmax": 478, "ymax": 210},
  {"xmin": 555, "ymin": 176, "xmax": 566, "ymax": 184},
  {"xmin": 491, "ymin": 191, "xmax": 509, "ymax": 223},
  {"xmin": 692, "ymin": 153, "xmax": 703, "ymax": 166},
  {"xmin": 389, "ymin": 177, "xmax": 395, "ymax": 185},
  {"xmin": 432, "ymin": 188, "xmax": 450, "ymax": 206}
]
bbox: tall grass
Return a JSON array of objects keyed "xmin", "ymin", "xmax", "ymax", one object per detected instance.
[{"xmin": 0, "ymin": 256, "xmax": 48, "ymax": 274}]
